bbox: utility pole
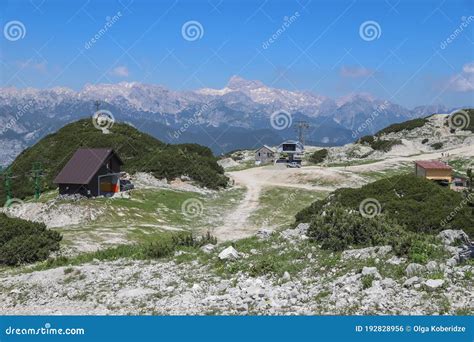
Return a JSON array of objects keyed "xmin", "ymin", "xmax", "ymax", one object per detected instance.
[
  {"xmin": 94, "ymin": 100, "xmax": 101, "ymax": 112},
  {"xmin": 2, "ymin": 168, "xmax": 14, "ymax": 202},
  {"xmin": 294, "ymin": 121, "xmax": 310, "ymax": 146},
  {"xmin": 31, "ymin": 162, "xmax": 43, "ymax": 200}
]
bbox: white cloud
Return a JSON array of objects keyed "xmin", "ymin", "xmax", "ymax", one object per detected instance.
[
  {"xmin": 110, "ymin": 66, "xmax": 129, "ymax": 77},
  {"xmin": 340, "ymin": 66, "xmax": 374, "ymax": 78},
  {"xmin": 448, "ymin": 62, "xmax": 474, "ymax": 92},
  {"xmin": 15, "ymin": 60, "xmax": 47, "ymax": 73},
  {"xmin": 462, "ymin": 62, "xmax": 474, "ymax": 74}
]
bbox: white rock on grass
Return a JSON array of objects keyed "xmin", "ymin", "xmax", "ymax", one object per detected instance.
[
  {"xmin": 386, "ymin": 255, "xmax": 405, "ymax": 265},
  {"xmin": 256, "ymin": 228, "xmax": 273, "ymax": 240},
  {"xmin": 423, "ymin": 279, "xmax": 445, "ymax": 291},
  {"xmin": 295, "ymin": 223, "xmax": 310, "ymax": 235},
  {"xmin": 405, "ymin": 263, "xmax": 425, "ymax": 277},
  {"xmin": 342, "ymin": 246, "xmax": 392, "ymax": 260},
  {"xmin": 361, "ymin": 267, "xmax": 381, "ymax": 279},
  {"xmin": 403, "ymin": 276, "xmax": 421, "ymax": 288},
  {"xmin": 282, "ymin": 271, "xmax": 291, "ymax": 282},
  {"xmin": 218, "ymin": 246, "xmax": 240, "ymax": 260},
  {"xmin": 426, "ymin": 261, "xmax": 438, "ymax": 272},
  {"xmin": 437, "ymin": 230, "xmax": 469, "ymax": 246},
  {"xmin": 200, "ymin": 244, "xmax": 215, "ymax": 254}
]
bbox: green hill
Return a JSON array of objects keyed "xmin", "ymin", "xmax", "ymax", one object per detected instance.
[{"xmin": 1, "ymin": 119, "xmax": 228, "ymax": 202}]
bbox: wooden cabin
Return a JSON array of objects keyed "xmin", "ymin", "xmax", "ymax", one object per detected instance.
[
  {"xmin": 54, "ymin": 148, "xmax": 123, "ymax": 197},
  {"xmin": 414, "ymin": 160, "xmax": 452, "ymax": 183}
]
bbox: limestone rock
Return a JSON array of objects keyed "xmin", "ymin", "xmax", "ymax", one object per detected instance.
[
  {"xmin": 405, "ymin": 263, "xmax": 425, "ymax": 277},
  {"xmin": 342, "ymin": 246, "xmax": 392, "ymax": 260},
  {"xmin": 437, "ymin": 230, "xmax": 469, "ymax": 246},
  {"xmin": 218, "ymin": 246, "xmax": 240, "ymax": 260},
  {"xmin": 200, "ymin": 244, "xmax": 215, "ymax": 254},
  {"xmin": 256, "ymin": 228, "xmax": 273, "ymax": 240},
  {"xmin": 423, "ymin": 279, "xmax": 445, "ymax": 291}
]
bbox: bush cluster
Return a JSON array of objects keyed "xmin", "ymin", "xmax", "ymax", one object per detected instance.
[
  {"xmin": 297, "ymin": 175, "xmax": 473, "ymax": 236},
  {"xmin": 309, "ymin": 149, "xmax": 328, "ymax": 164},
  {"xmin": 358, "ymin": 135, "xmax": 402, "ymax": 152},
  {"xmin": 430, "ymin": 142, "xmax": 443, "ymax": 150},
  {"xmin": 306, "ymin": 205, "xmax": 445, "ymax": 262},
  {"xmin": 297, "ymin": 175, "xmax": 474, "ymax": 259},
  {"xmin": 375, "ymin": 117, "xmax": 428, "ymax": 136},
  {"xmin": 0, "ymin": 214, "xmax": 62, "ymax": 266}
]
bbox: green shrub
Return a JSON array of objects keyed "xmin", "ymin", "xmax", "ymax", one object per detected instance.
[
  {"xmin": 305, "ymin": 205, "xmax": 446, "ymax": 261},
  {"xmin": 171, "ymin": 231, "xmax": 217, "ymax": 247},
  {"xmin": 358, "ymin": 135, "xmax": 375, "ymax": 145},
  {"xmin": 144, "ymin": 239, "xmax": 175, "ymax": 259},
  {"xmin": 296, "ymin": 175, "xmax": 474, "ymax": 237},
  {"xmin": 0, "ymin": 214, "xmax": 62, "ymax": 266},
  {"xmin": 307, "ymin": 205, "xmax": 411, "ymax": 253},
  {"xmin": 362, "ymin": 274, "xmax": 375, "ymax": 289},
  {"xmin": 430, "ymin": 142, "xmax": 443, "ymax": 150},
  {"xmin": 309, "ymin": 149, "xmax": 328, "ymax": 164},
  {"xmin": 370, "ymin": 139, "xmax": 402, "ymax": 152},
  {"xmin": 376, "ymin": 117, "xmax": 428, "ymax": 136},
  {"xmin": 408, "ymin": 239, "xmax": 443, "ymax": 264},
  {"xmin": 358, "ymin": 135, "xmax": 401, "ymax": 152},
  {"xmin": 421, "ymin": 138, "xmax": 429, "ymax": 144}
]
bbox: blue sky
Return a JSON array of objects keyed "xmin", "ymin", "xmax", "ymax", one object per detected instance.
[{"xmin": 1, "ymin": 0, "xmax": 473, "ymax": 108}]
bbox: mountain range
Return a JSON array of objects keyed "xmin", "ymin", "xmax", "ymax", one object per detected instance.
[{"xmin": 0, "ymin": 76, "xmax": 450, "ymax": 166}]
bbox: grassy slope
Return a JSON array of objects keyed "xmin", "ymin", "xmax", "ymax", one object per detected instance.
[{"xmin": 250, "ymin": 187, "xmax": 328, "ymax": 228}]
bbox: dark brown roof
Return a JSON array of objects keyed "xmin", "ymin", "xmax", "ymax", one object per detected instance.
[
  {"xmin": 54, "ymin": 148, "xmax": 123, "ymax": 185},
  {"xmin": 415, "ymin": 160, "xmax": 452, "ymax": 170}
]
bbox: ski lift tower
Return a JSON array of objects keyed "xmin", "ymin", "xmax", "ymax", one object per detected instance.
[{"xmin": 294, "ymin": 120, "xmax": 310, "ymax": 146}]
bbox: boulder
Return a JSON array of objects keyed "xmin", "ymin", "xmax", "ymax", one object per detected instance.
[
  {"xmin": 386, "ymin": 255, "xmax": 405, "ymax": 265},
  {"xmin": 218, "ymin": 246, "xmax": 240, "ymax": 260},
  {"xmin": 342, "ymin": 246, "xmax": 392, "ymax": 260},
  {"xmin": 256, "ymin": 228, "xmax": 273, "ymax": 240},
  {"xmin": 405, "ymin": 263, "xmax": 425, "ymax": 277},
  {"xmin": 200, "ymin": 244, "xmax": 216, "ymax": 254},
  {"xmin": 295, "ymin": 223, "xmax": 310, "ymax": 235},
  {"xmin": 361, "ymin": 266, "xmax": 381, "ymax": 279},
  {"xmin": 423, "ymin": 279, "xmax": 445, "ymax": 291},
  {"xmin": 437, "ymin": 230, "xmax": 469, "ymax": 246},
  {"xmin": 403, "ymin": 276, "xmax": 421, "ymax": 288},
  {"xmin": 281, "ymin": 271, "xmax": 291, "ymax": 282},
  {"xmin": 426, "ymin": 261, "xmax": 438, "ymax": 272}
]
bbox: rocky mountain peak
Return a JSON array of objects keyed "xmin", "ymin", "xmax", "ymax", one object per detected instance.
[{"xmin": 226, "ymin": 75, "xmax": 265, "ymax": 90}]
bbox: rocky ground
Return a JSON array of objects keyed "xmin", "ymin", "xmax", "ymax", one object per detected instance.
[{"xmin": 1, "ymin": 225, "xmax": 472, "ymax": 315}]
